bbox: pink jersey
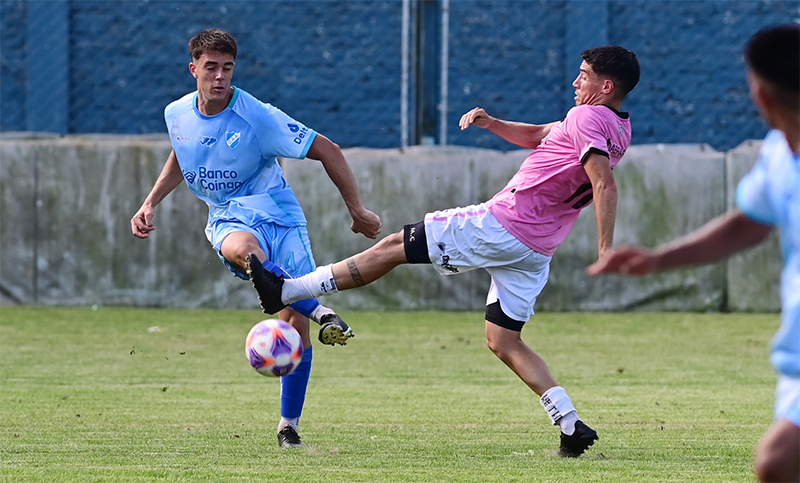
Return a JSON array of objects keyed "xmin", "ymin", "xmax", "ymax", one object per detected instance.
[{"xmin": 487, "ymin": 104, "xmax": 631, "ymax": 256}]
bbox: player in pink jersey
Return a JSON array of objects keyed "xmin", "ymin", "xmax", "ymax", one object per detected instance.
[{"xmin": 248, "ymin": 45, "xmax": 640, "ymax": 457}]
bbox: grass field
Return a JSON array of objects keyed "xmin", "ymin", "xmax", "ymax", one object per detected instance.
[{"xmin": 0, "ymin": 307, "xmax": 779, "ymax": 482}]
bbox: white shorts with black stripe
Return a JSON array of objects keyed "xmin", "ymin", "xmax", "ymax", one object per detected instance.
[{"xmin": 422, "ymin": 203, "xmax": 552, "ymax": 324}]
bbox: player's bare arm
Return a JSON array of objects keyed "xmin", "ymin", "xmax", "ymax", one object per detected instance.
[
  {"xmin": 459, "ymin": 107, "xmax": 557, "ymax": 149},
  {"xmin": 583, "ymin": 152, "xmax": 617, "ymax": 259},
  {"xmin": 305, "ymin": 134, "xmax": 382, "ymax": 239},
  {"xmin": 587, "ymin": 209, "xmax": 773, "ymax": 275},
  {"xmin": 131, "ymin": 150, "xmax": 184, "ymax": 239}
]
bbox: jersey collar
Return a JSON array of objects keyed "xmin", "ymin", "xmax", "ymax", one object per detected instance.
[{"xmin": 192, "ymin": 87, "xmax": 240, "ymax": 118}]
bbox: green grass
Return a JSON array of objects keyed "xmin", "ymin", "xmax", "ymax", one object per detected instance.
[{"xmin": 0, "ymin": 307, "xmax": 778, "ymax": 482}]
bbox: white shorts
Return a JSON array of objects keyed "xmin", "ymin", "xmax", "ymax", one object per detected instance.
[
  {"xmin": 776, "ymin": 375, "xmax": 800, "ymax": 427},
  {"xmin": 423, "ymin": 203, "xmax": 552, "ymax": 323}
]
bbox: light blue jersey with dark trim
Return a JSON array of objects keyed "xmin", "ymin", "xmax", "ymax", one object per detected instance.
[
  {"xmin": 164, "ymin": 87, "xmax": 317, "ymax": 241},
  {"xmin": 736, "ymin": 129, "xmax": 800, "ymax": 377}
]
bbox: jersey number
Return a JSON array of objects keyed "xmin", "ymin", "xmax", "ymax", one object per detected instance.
[{"xmin": 563, "ymin": 183, "xmax": 593, "ymax": 210}]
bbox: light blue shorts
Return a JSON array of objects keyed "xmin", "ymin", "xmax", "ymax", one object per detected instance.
[
  {"xmin": 209, "ymin": 220, "xmax": 317, "ymax": 280},
  {"xmin": 776, "ymin": 375, "xmax": 800, "ymax": 427}
]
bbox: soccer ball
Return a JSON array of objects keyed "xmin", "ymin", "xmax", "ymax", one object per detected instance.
[{"xmin": 245, "ymin": 319, "xmax": 304, "ymax": 377}]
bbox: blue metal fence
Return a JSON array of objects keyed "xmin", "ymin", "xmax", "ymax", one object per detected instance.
[{"xmin": 2, "ymin": 0, "xmax": 798, "ymax": 150}]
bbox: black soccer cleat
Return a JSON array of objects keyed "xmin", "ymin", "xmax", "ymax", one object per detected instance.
[
  {"xmin": 277, "ymin": 426, "xmax": 304, "ymax": 449},
  {"xmin": 318, "ymin": 314, "xmax": 355, "ymax": 346},
  {"xmin": 558, "ymin": 420, "xmax": 599, "ymax": 458},
  {"xmin": 246, "ymin": 253, "xmax": 287, "ymax": 315}
]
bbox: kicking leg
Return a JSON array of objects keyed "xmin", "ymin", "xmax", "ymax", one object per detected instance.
[
  {"xmin": 277, "ymin": 231, "xmax": 409, "ymax": 305},
  {"xmin": 221, "ymin": 231, "xmax": 354, "ymax": 345}
]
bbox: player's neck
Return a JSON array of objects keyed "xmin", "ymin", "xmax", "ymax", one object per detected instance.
[
  {"xmin": 774, "ymin": 111, "xmax": 800, "ymax": 154},
  {"xmin": 601, "ymin": 98, "xmax": 623, "ymax": 112},
  {"xmin": 784, "ymin": 121, "xmax": 800, "ymax": 155},
  {"xmin": 196, "ymin": 88, "xmax": 233, "ymax": 116}
]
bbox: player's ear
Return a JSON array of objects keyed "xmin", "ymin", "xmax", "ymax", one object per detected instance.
[
  {"xmin": 749, "ymin": 77, "xmax": 772, "ymax": 112},
  {"xmin": 602, "ymin": 78, "xmax": 614, "ymax": 96},
  {"xmin": 189, "ymin": 62, "xmax": 197, "ymax": 79}
]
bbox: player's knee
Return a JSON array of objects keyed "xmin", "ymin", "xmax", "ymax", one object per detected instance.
[
  {"xmin": 484, "ymin": 328, "xmax": 520, "ymax": 361},
  {"xmin": 754, "ymin": 451, "xmax": 780, "ymax": 483},
  {"xmin": 377, "ymin": 231, "xmax": 404, "ymax": 249},
  {"xmin": 754, "ymin": 436, "xmax": 795, "ymax": 483},
  {"xmin": 374, "ymin": 231, "xmax": 408, "ymax": 262},
  {"xmin": 227, "ymin": 242, "xmax": 262, "ymax": 269},
  {"xmin": 485, "ymin": 335, "xmax": 504, "ymax": 358}
]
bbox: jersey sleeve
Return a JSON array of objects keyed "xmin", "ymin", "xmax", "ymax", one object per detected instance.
[
  {"xmin": 736, "ymin": 151, "xmax": 777, "ymax": 226},
  {"xmin": 563, "ymin": 106, "xmax": 610, "ymax": 165},
  {"xmin": 250, "ymin": 101, "xmax": 318, "ymax": 160}
]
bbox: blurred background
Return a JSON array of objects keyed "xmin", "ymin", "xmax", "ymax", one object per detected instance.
[
  {"xmin": 0, "ymin": 1, "xmax": 797, "ymax": 311},
  {"xmin": 2, "ymin": 0, "xmax": 798, "ymax": 150}
]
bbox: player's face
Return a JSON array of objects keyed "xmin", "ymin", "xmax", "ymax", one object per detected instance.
[
  {"xmin": 572, "ymin": 61, "xmax": 607, "ymax": 106},
  {"xmin": 190, "ymin": 51, "xmax": 236, "ymax": 106}
]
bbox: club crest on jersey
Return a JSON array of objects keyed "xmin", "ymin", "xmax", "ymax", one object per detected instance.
[
  {"xmin": 183, "ymin": 170, "xmax": 197, "ymax": 184},
  {"xmin": 618, "ymin": 124, "xmax": 624, "ymax": 136},
  {"xmin": 199, "ymin": 135, "xmax": 218, "ymax": 147},
  {"xmin": 225, "ymin": 131, "xmax": 241, "ymax": 149}
]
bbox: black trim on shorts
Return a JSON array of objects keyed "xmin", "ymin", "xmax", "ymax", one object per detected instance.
[
  {"xmin": 403, "ymin": 221, "xmax": 431, "ymax": 264},
  {"xmin": 485, "ymin": 301, "xmax": 525, "ymax": 332}
]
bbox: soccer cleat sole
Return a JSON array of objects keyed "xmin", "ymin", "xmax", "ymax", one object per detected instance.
[{"xmin": 318, "ymin": 324, "xmax": 354, "ymax": 346}]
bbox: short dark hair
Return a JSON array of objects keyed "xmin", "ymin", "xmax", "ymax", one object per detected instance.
[
  {"xmin": 189, "ymin": 29, "xmax": 238, "ymax": 61},
  {"xmin": 745, "ymin": 24, "xmax": 799, "ymax": 99},
  {"xmin": 581, "ymin": 46, "xmax": 640, "ymax": 99}
]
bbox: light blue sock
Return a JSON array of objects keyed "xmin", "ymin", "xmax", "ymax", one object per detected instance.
[
  {"xmin": 261, "ymin": 259, "xmax": 321, "ymax": 319},
  {"xmin": 280, "ymin": 345, "xmax": 313, "ymax": 420}
]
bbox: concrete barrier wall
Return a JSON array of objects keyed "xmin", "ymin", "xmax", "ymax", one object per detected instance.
[{"xmin": 0, "ymin": 137, "xmax": 780, "ymax": 312}]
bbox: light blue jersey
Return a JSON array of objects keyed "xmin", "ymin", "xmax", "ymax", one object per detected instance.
[
  {"xmin": 164, "ymin": 87, "xmax": 318, "ymax": 247},
  {"xmin": 736, "ymin": 129, "xmax": 800, "ymax": 377}
]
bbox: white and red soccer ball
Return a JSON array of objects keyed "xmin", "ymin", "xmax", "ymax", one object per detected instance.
[{"xmin": 245, "ymin": 319, "xmax": 304, "ymax": 377}]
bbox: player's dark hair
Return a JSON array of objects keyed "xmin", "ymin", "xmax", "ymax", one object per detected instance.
[
  {"xmin": 745, "ymin": 24, "xmax": 800, "ymax": 108},
  {"xmin": 581, "ymin": 46, "xmax": 640, "ymax": 99},
  {"xmin": 189, "ymin": 29, "xmax": 238, "ymax": 61}
]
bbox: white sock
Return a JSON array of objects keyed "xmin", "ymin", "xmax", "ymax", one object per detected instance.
[
  {"xmin": 540, "ymin": 386, "xmax": 580, "ymax": 435},
  {"xmin": 282, "ymin": 264, "xmax": 337, "ymax": 304},
  {"xmin": 278, "ymin": 417, "xmax": 299, "ymax": 432},
  {"xmin": 309, "ymin": 305, "xmax": 335, "ymax": 324}
]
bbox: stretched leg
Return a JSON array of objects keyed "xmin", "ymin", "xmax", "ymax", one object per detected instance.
[
  {"xmin": 754, "ymin": 418, "xmax": 800, "ymax": 483},
  {"xmin": 331, "ymin": 231, "xmax": 409, "ymax": 289},
  {"xmin": 275, "ymin": 231, "xmax": 409, "ymax": 306}
]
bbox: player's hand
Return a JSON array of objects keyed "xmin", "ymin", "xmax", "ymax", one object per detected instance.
[
  {"xmin": 586, "ymin": 246, "xmax": 656, "ymax": 276},
  {"xmin": 459, "ymin": 107, "xmax": 494, "ymax": 130},
  {"xmin": 131, "ymin": 205, "xmax": 156, "ymax": 239},
  {"xmin": 350, "ymin": 208, "xmax": 382, "ymax": 239}
]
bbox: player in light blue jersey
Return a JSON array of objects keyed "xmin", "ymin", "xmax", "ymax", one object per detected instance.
[
  {"xmin": 131, "ymin": 29, "xmax": 382, "ymax": 449},
  {"xmin": 588, "ymin": 25, "xmax": 799, "ymax": 483}
]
